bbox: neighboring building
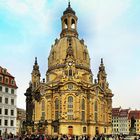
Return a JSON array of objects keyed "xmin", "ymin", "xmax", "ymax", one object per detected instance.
[
  {"xmin": 25, "ymin": 2, "xmax": 113, "ymax": 136},
  {"xmin": 128, "ymin": 110, "xmax": 140, "ymax": 134},
  {"xmin": 0, "ymin": 66, "xmax": 17, "ymax": 135},
  {"xmin": 119, "ymin": 109, "xmax": 130, "ymax": 134},
  {"xmin": 112, "ymin": 107, "xmax": 121, "ymax": 134},
  {"xmin": 16, "ymin": 108, "xmax": 26, "ymax": 135},
  {"xmin": 112, "ymin": 108, "xmax": 140, "ymax": 135}
]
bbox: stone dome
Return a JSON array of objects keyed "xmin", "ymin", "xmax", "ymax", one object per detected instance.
[
  {"xmin": 48, "ymin": 36, "xmax": 90, "ymax": 71},
  {"xmin": 47, "ymin": 2, "xmax": 91, "ymax": 73}
]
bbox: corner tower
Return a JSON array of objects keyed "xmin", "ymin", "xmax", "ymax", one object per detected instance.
[
  {"xmin": 31, "ymin": 57, "xmax": 41, "ymax": 89},
  {"xmin": 97, "ymin": 58, "xmax": 107, "ymax": 89},
  {"xmin": 29, "ymin": 2, "xmax": 113, "ymax": 137}
]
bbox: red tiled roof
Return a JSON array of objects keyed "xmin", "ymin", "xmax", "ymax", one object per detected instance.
[
  {"xmin": 128, "ymin": 110, "xmax": 140, "ymax": 120},
  {"xmin": 112, "ymin": 108, "xmax": 130, "ymax": 117},
  {"xmin": 119, "ymin": 109, "xmax": 129, "ymax": 117},
  {"xmin": 0, "ymin": 66, "xmax": 14, "ymax": 77},
  {"xmin": 112, "ymin": 107, "xmax": 121, "ymax": 117},
  {"xmin": 0, "ymin": 66, "xmax": 18, "ymax": 89}
]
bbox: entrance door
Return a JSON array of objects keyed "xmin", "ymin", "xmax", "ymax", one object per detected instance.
[{"xmin": 68, "ymin": 126, "xmax": 73, "ymax": 135}]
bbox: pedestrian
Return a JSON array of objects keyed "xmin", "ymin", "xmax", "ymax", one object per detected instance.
[{"xmin": 92, "ymin": 136, "xmax": 97, "ymax": 140}]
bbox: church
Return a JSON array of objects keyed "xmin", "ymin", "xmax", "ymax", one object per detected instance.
[{"xmin": 25, "ymin": 2, "xmax": 113, "ymax": 136}]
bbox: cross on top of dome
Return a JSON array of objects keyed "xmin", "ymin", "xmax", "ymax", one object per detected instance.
[{"xmin": 63, "ymin": 0, "xmax": 75, "ymax": 15}]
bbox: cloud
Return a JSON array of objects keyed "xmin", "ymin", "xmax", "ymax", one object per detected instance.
[
  {"xmin": 0, "ymin": 0, "xmax": 52, "ymax": 36},
  {"xmin": 0, "ymin": 0, "xmax": 29, "ymax": 16},
  {"xmin": 69, "ymin": 0, "xmax": 132, "ymax": 33},
  {"xmin": 94, "ymin": 0, "xmax": 132, "ymax": 31},
  {"xmin": 113, "ymin": 75, "xmax": 140, "ymax": 109},
  {"xmin": 0, "ymin": 0, "xmax": 46, "ymax": 16}
]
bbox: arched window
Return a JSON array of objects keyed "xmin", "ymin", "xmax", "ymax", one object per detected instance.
[
  {"xmin": 83, "ymin": 127, "xmax": 86, "ymax": 133},
  {"xmin": 42, "ymin": 100, "xmax": 45, "ymax": 111},
  {"xmin": 67, "ymin": 96, "xmax": 73, "ymax": 120},
  {"xmin": 41, "ymin": 100, "xmax": 45, "ymax": 120},
  {"xmin": 55, "ymin": 98, "xmax": 59, "ymax": 120},
  {"xmin": 71, "ymin": 19, "xmax": 75, "ymax": 29},
  {"xmin": 95, "ymin": 101, "xmax": 97, "ymax": 111},
  {"xmin": 64, "ymin": 19, "xmax": 68, "ymax": 29},
  {"xmin": 82, "ymin": 99, "xmax": 85, "ymax": 121},
  {"xmin": 102, "ymin": 103, "xmax": 105, "ymax": 122},
  {"xmin": 69, "ymin": 69, "xmax": 73, "ymax": 77},
  {"xmin": 94, "ymin": 101, "xmax": 98, "ymax": 122},
  {"xmin": 82, "ymin": 99, "xmax": 85, "ymax": 110}
]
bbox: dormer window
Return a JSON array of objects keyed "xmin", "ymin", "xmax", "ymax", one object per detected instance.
[
  {"xmin": 3, "ymin": 69, "xmax": 7, "ymax": 74},
  {"xmin": 11, "ymin": 80, "xmax": 14, "ymax": 85},
  {"xmin": 5, "ymin": 77, "xmax": 9, "ymax": 84}
]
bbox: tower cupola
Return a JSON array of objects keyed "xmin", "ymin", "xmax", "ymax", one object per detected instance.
[
  {"xmin": 60, "ymin": 2, "xmax": 78, "ymax": 38},
  {"xmin": 31, "ymin": 57, "xmax": 41, "ymax": 89},
  {"xmin": 97, "ymin": 58, "xmax": 107, "ymax": 89},
  {"xmin": 63, "ymin": 2, "xmax": 75, "ymax": 15}
]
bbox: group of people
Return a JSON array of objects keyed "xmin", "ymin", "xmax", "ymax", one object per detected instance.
[
  {"xmin": 1, "ymin": 134, "xmax": 140, "ymax": 140},
  {"xmin": 20, "ymin": 134, "xmax": 89, "ymax": 140},
  {"xmin": 92, "ymin": 135, "xmax": 140, "ymax": 140},
  {"xmin": 0, "ymin": 132, "xmax": 15, "ymax": 140}
]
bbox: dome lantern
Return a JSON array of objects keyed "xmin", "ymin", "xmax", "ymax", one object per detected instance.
[{"xmin": 60, "ymin": 1, "xmax": 78, "ymax": 38}]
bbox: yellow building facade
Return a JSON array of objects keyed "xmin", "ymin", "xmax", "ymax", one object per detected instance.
[{"xmin": 29, "ymin": 2, "xmax": 113, "ymax": 137}]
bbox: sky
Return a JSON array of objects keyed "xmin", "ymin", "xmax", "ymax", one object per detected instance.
[{"xmin": 0, "ymin": 0, "xmax": 140, "ymax": 110}]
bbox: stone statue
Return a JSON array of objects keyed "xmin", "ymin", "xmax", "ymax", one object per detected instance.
[
  {"xmin": 129, "ymin": 116, "xmax": 136, "ymax": 135},
  {"xmin": 24, "ymin": 83, "xmax": 34, "ymax": 122},
  {"xmin": 131, "ymin": 116, "xmax": 136, "ymax": 128}
]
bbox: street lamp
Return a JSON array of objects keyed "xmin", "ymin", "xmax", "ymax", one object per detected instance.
[
  {"xmin": 22, "ymin": 120, "xmax": 26, "ymax": 134},
  {"xmin": 51, "ymin": 120, "xmax": 59, "ymax": 134},
  {"xmin": 38, "ymin": 119, "xmax": 48, "ymax": 134}
]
